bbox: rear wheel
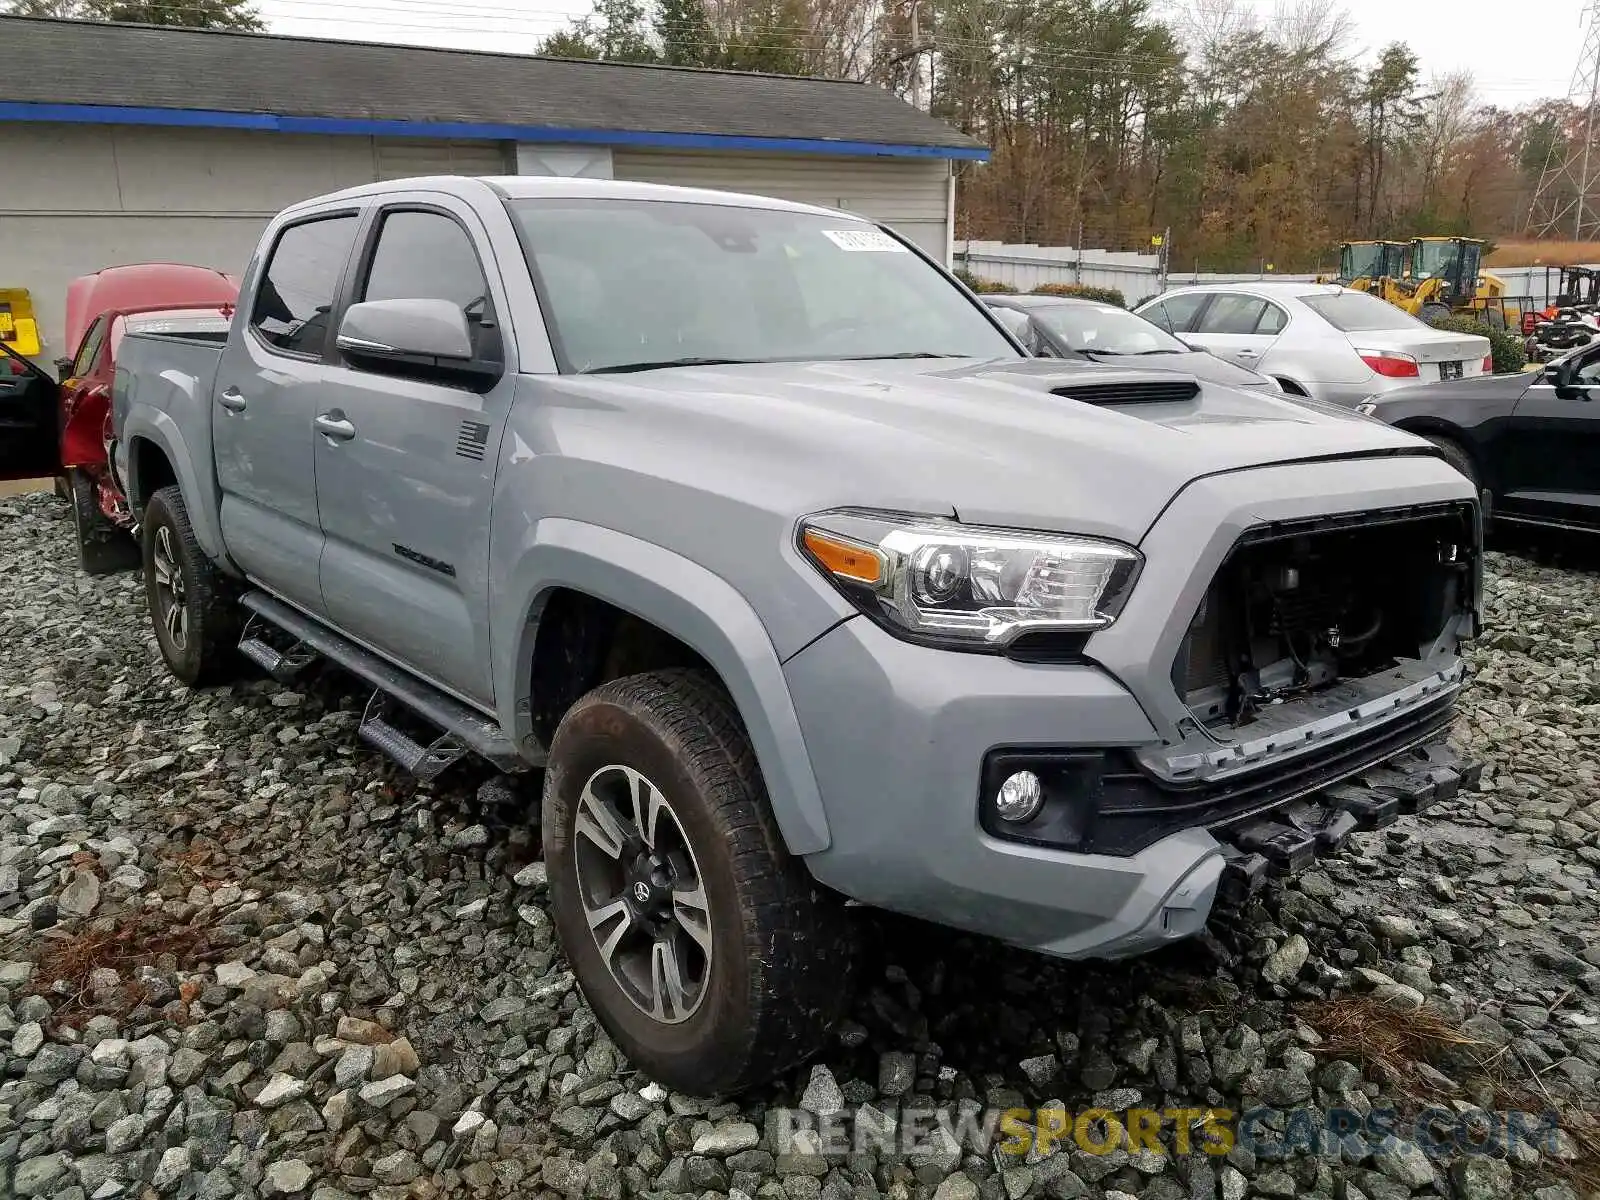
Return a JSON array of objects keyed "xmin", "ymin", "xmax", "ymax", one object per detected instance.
[
  {"xmin": 543, "ymin": 669, "xmax": 853, "ymax": 1096},
  {"xmin": 141, "ymin": 486, "xmax": 241, "ymax": 687},
  {"xmin": 69, "ymin": 469, "xmax": 141, "ymax": 576}
]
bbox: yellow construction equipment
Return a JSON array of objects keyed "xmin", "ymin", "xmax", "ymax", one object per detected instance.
[
  {"xmin": 1326, "ymin": 240, "xmax": 1409, "ymax": 292},
  {"xmin": 0, "ymin": 288, "xmax": 42, "ymax": 358},
  {"xmin": 1372, "ymin": 237, "xmax": 1517, "ymax": 329}
]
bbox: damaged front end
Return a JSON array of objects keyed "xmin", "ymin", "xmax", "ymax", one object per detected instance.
[{"xmin": 979, "ymin": 500, "xmax": 1483, "ymax": 899}]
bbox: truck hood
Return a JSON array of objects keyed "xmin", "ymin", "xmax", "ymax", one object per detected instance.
[{"xmin": 555, "ymin": 357, "xmax": 1435, "ymax": 544}]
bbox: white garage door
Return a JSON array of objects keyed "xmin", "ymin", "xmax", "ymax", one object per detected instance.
[{"xmin": 612, "ymin": 149, "xmax": 950, "ymax": 262}]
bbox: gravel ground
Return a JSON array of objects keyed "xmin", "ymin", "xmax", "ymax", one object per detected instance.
[{"xmin": 1, "ymin": 489, "xmax": 1598, "ymax": 1200}]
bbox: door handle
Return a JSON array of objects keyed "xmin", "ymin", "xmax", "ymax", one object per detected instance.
[
  {"xmin": 1236, "ymin": 349, "xmax": 1261, "ymax": 359},
  {"xmin": 314, "ymin": 412, "xmax": 357, "ymax": 442},
  {"xmin": 218, "ymin": 388, "xmax": 247, "ymax": 413}
]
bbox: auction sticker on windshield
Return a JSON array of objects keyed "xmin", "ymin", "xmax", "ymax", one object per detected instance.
[{"xmin": 822, "ymin": 229, "xmax": 907, "ymax": 252}]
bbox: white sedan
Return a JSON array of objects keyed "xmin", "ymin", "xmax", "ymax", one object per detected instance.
[{"xmin": 1134, "ymin": 282, "xmax": 1492, "ymax": 407}]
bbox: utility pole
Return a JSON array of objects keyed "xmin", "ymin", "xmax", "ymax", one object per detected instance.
[
  {"xmin": 1527, "ymin": 0, "xmax": 1600, "ymax": 239},
  {"xmin": 909, "ymin": 0, "xmax": 922, "ymax": 111}
]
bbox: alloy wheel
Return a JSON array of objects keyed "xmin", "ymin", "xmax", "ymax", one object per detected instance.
[
  {"xmin": 571, "ymin": 764, "xmax": 713, "ymax": 1024},
  {"xmin": 150, "ymin": 525, "xmax": 189, "ymax": 651}
]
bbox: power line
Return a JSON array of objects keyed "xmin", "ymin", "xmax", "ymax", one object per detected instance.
[{"xmin": 1526, "ymin": 0, "xmax": 1600, "ymax": 237}]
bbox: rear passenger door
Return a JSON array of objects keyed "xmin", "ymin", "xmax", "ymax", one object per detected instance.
[
  {"xmin": 214, "ymin": 210, "xmax": 363, "ymax": 618},
  {"xmin": 313, "ymin": 197, "xmax": 515, "ymax": 707},
  {"xmin": 1184, "ymin": 292, "xmax": 1286, "ymax": 369}
]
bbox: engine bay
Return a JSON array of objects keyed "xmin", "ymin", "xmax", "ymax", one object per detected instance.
[{"xmin": 1174, "ymin": 504, "xmax": 1477, "ymax": 729}]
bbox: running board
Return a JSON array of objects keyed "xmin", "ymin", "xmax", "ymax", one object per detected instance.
[
  {"xmin": 238, "ymin": 591, "xmax": 529, "ymax": 774},
  {"xmin": 238, "ymin": 613, "xmax": 319, "ymax": 683}
]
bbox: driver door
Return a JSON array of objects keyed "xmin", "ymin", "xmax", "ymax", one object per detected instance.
[
  {"xmin": 1502, "ymin": 346, "xmax": 1600, "ymax": 528},
  {"xmin": 1182, "ymin": 292, "xmax": 1287, "ymax": 369},
  {"xmin": 0, "ymin": 344, "xmax": 60, "ymax": 483}
]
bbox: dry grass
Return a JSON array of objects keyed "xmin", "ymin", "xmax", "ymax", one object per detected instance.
[
  {"xmin": 0, "ymin": 478, "xmax": 52, "ymax": 497},
  {"xmin": 1487, "ymin": 240, "xmax": 1600, "ymax": 267},
  {"xmin": 25, "ymin": 908, "xmax": 215, "ymax": 1028},
  {"xmin": 1300, "ymin": 995, "xmax": 1600, "ymax": 1195}
]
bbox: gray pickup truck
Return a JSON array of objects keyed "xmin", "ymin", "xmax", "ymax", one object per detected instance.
[{"xmin": 111, "ymin": 175, "xmax": 1482, "ymax": 1096}]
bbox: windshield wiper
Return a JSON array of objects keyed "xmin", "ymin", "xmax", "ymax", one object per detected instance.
[
  {"xmin": 583, "ymin": 357, "xmax": 764, "ymax": 374},
  {"xmin": 839, "ymin": 351, "xmax": 964, "ymax": 360},
  {"xmin": 1081, "ymin": 348, "xmax": 1178, "ymax": 357}
]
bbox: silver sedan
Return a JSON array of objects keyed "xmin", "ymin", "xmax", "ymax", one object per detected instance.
[{"xmin": 1133, "ymin": 282, "xmax": 1492, "ymax": 406}]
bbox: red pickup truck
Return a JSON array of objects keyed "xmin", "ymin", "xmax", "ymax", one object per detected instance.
[{"xmin": 0, "ymin": 264, "xmax": 237, "ymax": 571}]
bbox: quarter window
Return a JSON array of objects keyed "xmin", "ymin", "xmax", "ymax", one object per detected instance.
[{"xmin": 251, "ymin": 215, "xmax": 359, "ymax": 356}]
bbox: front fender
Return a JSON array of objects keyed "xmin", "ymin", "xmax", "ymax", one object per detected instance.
[
  {"xmin": 494, "ymin": 518, "xmax": 832, "ymax": 856},
  {"xmin": 122, "ymin": 409, "xmax": 228, "ymax": 566}
]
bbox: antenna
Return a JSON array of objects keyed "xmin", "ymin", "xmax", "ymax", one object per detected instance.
[{"xmin": 1527, "ymin": 0, "xmax": 1600, "ymax": 239}]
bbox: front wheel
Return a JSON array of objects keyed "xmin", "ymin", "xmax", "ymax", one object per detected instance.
[
  {"xmin": 70, "ymin": 469, "xmax": 141, "ymax": 576},
  {"xmin": 141, "ymin": 486, "xmax": 241, "ymax": 687},
  {"xmin": 542, "ymin": 669, "xmax": 853, "ymax": 1096}
]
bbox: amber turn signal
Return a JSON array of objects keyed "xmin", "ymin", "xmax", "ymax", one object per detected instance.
[{"xmin": 802, "ymin": 528, "xmax": 885, "ymax": 586}]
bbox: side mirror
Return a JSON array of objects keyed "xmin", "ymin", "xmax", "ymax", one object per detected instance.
[
  {"xmin": 53, "ymin": 357, "xmax": 74, "ymax": 378},
  {"xmin": 336, "ymin": 298, "xmax": 499, "ymax": 388},
  {"xmin": 989, "ymin": 306, "xmax": 1035, "ymax": 351}
]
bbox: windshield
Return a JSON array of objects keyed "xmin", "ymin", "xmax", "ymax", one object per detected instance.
[
  {"xmin": 1341, "ymin": 244, "xmax": 1382, "ymax": 280},
  {"xmin": 1030, "ymin": 302, "xmax": 1188, "ymax": 354},
  {"xmin": 1298, "ymin": 291, "xmax": 1421, "ymax": 332},
  {"xmin": 506, "ymin": 198, "xmax": 1017, "ymax": 372},
  {"xmin": 1411, "ymin": 240, "xmax": 1460, "ymax": 280}
]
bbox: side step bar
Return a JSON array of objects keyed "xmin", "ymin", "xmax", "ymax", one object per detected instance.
[
  {"xmin": 238, "ymin": 591, "xmax": 529, "ymax": 775},
  {"xmin": 1216, "ymin": 737, "xmax": 1482, "ymax": 905}
]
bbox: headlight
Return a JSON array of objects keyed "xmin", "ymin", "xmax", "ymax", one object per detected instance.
[{"xmin": 798, "ymin": 509, "xmax": 1142, "ymax": 649}]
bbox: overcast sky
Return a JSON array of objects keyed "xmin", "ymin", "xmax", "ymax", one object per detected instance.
[{"xmin": 256, "ymin": 0, "xmax": 1581, "ymax": 110}]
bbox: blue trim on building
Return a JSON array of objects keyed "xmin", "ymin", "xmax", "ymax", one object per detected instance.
[{"xmin": 0, "ymin": 101, "xmax": 990, "ymax": 161}]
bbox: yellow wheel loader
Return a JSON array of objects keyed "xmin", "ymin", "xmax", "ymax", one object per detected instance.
[{"xmin": 1373, "ymin": 237, "xmax": 1518, "ymax": 329}]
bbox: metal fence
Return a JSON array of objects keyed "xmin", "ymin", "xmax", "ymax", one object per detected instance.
[{"xmin": 952, "ymin": 241, "xmax": 1599, "ymax": 310}]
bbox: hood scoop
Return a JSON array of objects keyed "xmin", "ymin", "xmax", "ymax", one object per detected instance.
[{"xmin": 1049, "ymin": 378, "xmax": 1201, "ymax": 406}]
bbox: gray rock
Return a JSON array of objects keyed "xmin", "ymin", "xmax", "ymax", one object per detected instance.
[
  {"xmin": 371, "ymin": 1149, "xmax": 421, "ymax": 1185},
  {"xmin": 879, "ymin": 1051, "xmax": 916, "ymax": 1096},
  {"xmin": 1018, "ymin": 1054, "xmax": 1058, "ymax": 1089},
  {"xmin": 1369, "ymin": 914, "xmax": 1425, "ymax": 946},
  {"xmin": 1450, "ymin": 1156, "xmax": 1513, "ymax": 1200},
  {"xmin": 58, "ymin": 869, "xmax": 100, "ymax": 917},
  {"xmin": 14, "ymin": 1152, "xmax": 71, "ymax": 1197},
  {"xmin": 261, "ymin": 1159, "xmax": 314, "ymax": 1197},
  {"xmin": 255, "ymin": 1073, "xmax": 310, "ymax": 1108},
  {"xmin": 932, "ymin": 1174, "xmax": 979, "ymax": 1200},
  {"xmin": 358, "ymin": 1073, "xmax": 415, "ymax": 1106},
  {"xmin": 214, "ymin": 961, "xmax": 255, "ymax": 987},
  {"xmin": 1261, "ymin": 934, "xmax": 1310, "ymax": 985},
  {"xmin": 25, "ymin": 1044, "xmax": 82, "ymax": 1084},
  {"xmin": 802, "ymin": 1065, "xmax": 845, "ymax": 1116},
  {"xmin": 153, "ymin": 1146, "xmax": 193, "ymax": 1192},
  {"xmin": 1372, "ymin": 1137, "xmax": 1436, "ymax": 1189},
  {"xmin": 695, "ymin": 1121, "xmax": 762, "ymax": 1155},
  {"xmin": 105, "ymin": 1112, "xmax": 147, "ymax": 1155},
  {"xmin": 333, "ymin": 1045, "xmax": 374, "ymax": 1087},
  {"xmin": 11, "ymin": 1019, "xmax": 44, "ymax": 1057}
]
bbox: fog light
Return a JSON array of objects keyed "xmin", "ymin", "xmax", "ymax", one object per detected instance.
[{"xmin": 994, "ymin": 770, "xmax": 1044, "ymax": 822}]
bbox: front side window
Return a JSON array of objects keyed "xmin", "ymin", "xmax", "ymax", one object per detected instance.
[
  {"xmin": 1031, "ymin": 303, "xmax": 1188, "ymax": 355},
  {"xmin": 358, "ymin": 209, "xmax": 499, "ymax": 362},
  {"xmin": 1142, "ymin": 293, "xmax": 1208, "ymax": 334},
  {"xmin": 507, "ymin": 198, "xmax": 1016, "ymax": 373},
  {"xmin": 251, "ymin": 215, "xmax": 360, "ymax": 356},
  {"xmin": 71, "ymin": 317, "xmax": 106, "ymax": 378}
]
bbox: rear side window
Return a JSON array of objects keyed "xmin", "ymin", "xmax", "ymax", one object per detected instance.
[
  {"xmin": 1144, "ymin": 293, "xmax": 1208, "ymax": 333},
  {"xmin": 1197, "ymin": 294, "xmax": 1270, "ymax": 335},
  {"xmin": 251, "ymin": 215, "xmax": 360, "ymax": 356}
]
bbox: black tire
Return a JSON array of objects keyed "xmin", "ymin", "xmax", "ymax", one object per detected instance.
[
  {"xmin": 1420, "ymin": 303, "xmax": 1452, "ymax": 324},
  {"xmin": 543, "ymin": 668, "xmax": 853, "ymax": 1096},
  {"xmin": 70, "ymin": 469, "xmax": 141, "ymax": 576},
  {"xmin": 1422, "ymin": 434, "xmax": 1490, "ymax": 521},
  {"xmin": 141, "ymin": 486, "xmax": 241, "ymax": 687}
]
